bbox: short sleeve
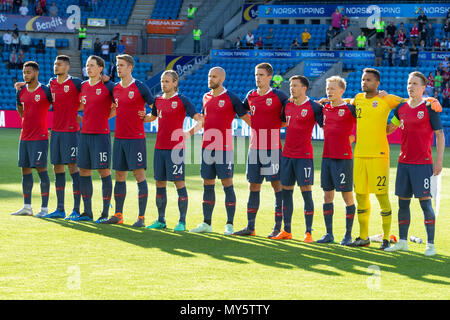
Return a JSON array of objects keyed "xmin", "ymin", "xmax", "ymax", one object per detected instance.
[
  {"xmin": 136, "ymin": 80, "xmax": 155, "ymax": 106},
  {"xmin": 311, "ymin": 101, "xmax": 323, "ymax": 127},
  {"xmin": 242, "ymin": 90, "xmax": 253, "ymax": 111},
  {"xmin": 16, "ymin": 87, "xmax": 23, "ymax": 107},
  {"xmin": 41, "ymin": 85, "xmax": 53, "ymax": 103},
  {"xmin": 280, "ymin": 104, "xmax": 286, "ymax": 122},
  {"xmin": 71, "ymin": 77, "xmax": 83, "ymax": 92},
  {"xmin": 347, "ymin": 103, "xmax": 357, "ymax": 118},
  {"xmin": 273, "ymin": 89, "xmax": 289, "ymax": 108},
  {"xmin": 151, "ymin": 98, "xmax": 159, "ymax": 117},
  {"xmin": 384, "ymin": 94, "xmax": 405, "ymax": 109},
  {"xmin": 179, "ymin": 94, "xmax": 197, "ymax": 118},
  {"xmin": 427, "ymin": 104, "xmax": 443, "ymax": 131},
  {"xmin": 228, "ymin": 91, "xmax": 247, "ymax": 117},
  {"xmin": 104, "ymin": 81, "xmax": 116, "ymax": 99}
]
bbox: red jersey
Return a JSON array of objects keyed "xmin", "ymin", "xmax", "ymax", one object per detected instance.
[
  {"xmin": 393, "ymin": 100, "xmax": 442, "ymax": 164},
  {"xmin": 80, "ymin": 80, "xmax": 115, "ymax": 134},
  {"xmin": 322, "ymin": 102, "xmax": 356, "ymax": 159},
  {"xmin": 397, "ymin": 32, "xmax": 406, "ymax": 43},
  {"xmin": 243, "ymin": 88, "xmax": 289, "ymax": 150},
  {"xmin": 152, "ymin": 93, "xmax": 197, "ymax": 150},
  {"xmin": 113, "ymin": 79, "xmax": 154, "ymax": 139},
  {"xmin": 202, "ymin": 89, "xmax": 247, "ymax": 151},
  {"xmin": 48, "ymin": 76, "xmax": 82, "ymax": 132},
  {"xmin": 281, "ymin": 98, "xmax": 323, "ymax": 159},
  {"xmin": 16, "ymin": 83, "xmax": 52, "ymax": 141},
  {"xmin": 410, "ymin": 26, "xmax": 419, "ymax": 36}
]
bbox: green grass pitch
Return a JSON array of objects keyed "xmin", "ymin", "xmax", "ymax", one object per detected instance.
[{"xmin": 0, "ymin": 128, "xmax": 449, "ymax": 300}]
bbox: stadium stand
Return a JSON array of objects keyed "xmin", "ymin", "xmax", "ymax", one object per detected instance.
[{"xmin": 151, "ymin": 0, "xmax": 183, "ymax": 20}]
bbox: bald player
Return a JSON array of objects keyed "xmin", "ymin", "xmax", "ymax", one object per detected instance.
[{"xmin": 190, "ymin": 67, "xmax": 251, "ymax": 235}]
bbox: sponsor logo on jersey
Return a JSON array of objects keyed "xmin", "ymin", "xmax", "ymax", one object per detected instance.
[
  {"xmin": 64, "ymin": 85, "xmax": 69, "ymax": 93},
  {"xmin": 219, "ymin": 100, "xmax": 225, "ymax": 108},
  {"xmin": 372, "ymin": 101, "xmax": 378, "ymax": 108},
  {"xmin": 128, "ymin": 91, "xmax": 134, "ymax": 99},
  {"xmin": 301, "ymin": 109, "xmax": 308, "ymax": 117},
  {"xmin": 266, "ymin": 98, "xmax": 272, "ymax": 106},
  {"xmin": 417, "ymin": 111, "xmax": 424, "ymax": 119},
  {"xmin": 171, "ymin": 101, "xmax": 178, "ymax": 109},
  {"xmin": 338, "ymin": 109, "xmax": 345, "ymax": 117},
  {"xmin": 35, "ymin": 95, "xmax": 40, "ymax": 102},
  {"xmin": 96, "ymin": 89, "xmax": 102, "ymax": 95}
]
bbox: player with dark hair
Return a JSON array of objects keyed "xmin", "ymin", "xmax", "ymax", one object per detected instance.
[
  {"xmin": 233, "ymin": 62, "xmax": 289, "ymax": 237},
  {"xmin": 73, "ymin": 55, "xmax": 116, "ymax": 222},
  {"xmin": 11, "ymin": 61, "xmax": 53, "ymax": 217},
  {"xmin": 189, "ymin": 67, "xmax": 251, "ymax": 235},
  {"xmin": 385, "ymin": 71, "xmax": 444, "ymax": 256},
  {"xmin": 100, "ymin": 54, "xmax": 155, "ymax": 227},
  {"xmin": 139, "ymin": 69, "xmax": 202, "ymax": 231},
  {"xmin": 270, "ymin": 75, "xmax": 322, "ymax": 242}
]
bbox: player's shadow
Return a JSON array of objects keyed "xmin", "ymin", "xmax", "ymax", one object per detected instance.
[{"xmin": 44, "ymin": 218, "xmax": 450, "ymax": 285}]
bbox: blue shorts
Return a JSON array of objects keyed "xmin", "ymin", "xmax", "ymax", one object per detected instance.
[
  {"xmin": 77, "ymin": 133, "xmax": 111, "ymax": 170},
  {"xmin": 246, "ymin": 148, "xmax": 281, "ymax": 184},
  {"xmin": 18, "ymin": 139, "xmax": 48, "ymax": 168},
  {"xmin": 321, "ymin": 158, "xmax": 353, "ymax": 192},
  {"xmin": 280, "ymin": 156, "xmax": 314, "ymax": 187},
  {"xmin": 50, "ymin": 131, "xmax": 80, "ymax": 165},
  {"xmin": 113, "ymin": 138, "xmax": 147, "ymax": 171},
  {"xmin": 395, "ymin": 162, "xmax": 433, "ymax": 198},
  {"xmin": 201, "ymin": 149, "xmax": 234, "ymax": 180},
  {"xmin": 154, "ymin": 148, "xmax": 185, "ymax": 181}
]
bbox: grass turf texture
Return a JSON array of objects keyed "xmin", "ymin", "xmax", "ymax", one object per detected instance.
[{"xmin": 0, "ymin": 128, "xmax": 449, "ymax": 300}]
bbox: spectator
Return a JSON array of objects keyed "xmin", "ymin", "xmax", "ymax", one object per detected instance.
[
  {"xmin": 5, "ymin": 0, "xmax": 12, "ymax": 13},
  {"xmin": 426, "ymin": 72, "xmax": 435, "ymax": 96},
  {"xmin": 434, "ymin": 70, "xmax": 443, "ymax": 93},
  {"xmin": 398, "ymin": 22, "xmax": 406, "ymax": 36},
  {"xmin": 420, "ymin": 26, "xmax": 427, "ymax": 46},
  {"xmin": 397, "ymin": 29, "xmax": 406, "ymax": 47},
  {"xmin": 291, "ymin": 38, "xmax": 300, "ymax": 49},
  {"xmin": 343, "ymin": 31, "xmax": 354, "ymax": 50},
  {"xmin": 187, "ymin": 4, "xmax": 197, "ymax": 20},
  {"xmin": 442, "ymin": 67, "xmax": 450, "ymax": 86},
  {"xmin": 193, "ymin": 25, "xmax": 201, "ymax": 53},
  {"xmin": 101, "ymin": 41, "xmax": 109, "ymax": 60},
  {"xmin": 375, "ymin": 18, "xmax": 386, "ymax": 41},
  {"xmin": 443, "ymin": 57, "xmax": 449, "ymax": 69},
  {"xmin": 20, "ymin": 31, "xmax": 31, "ymax": 52},
  {"xmin": 383, "ymin": 34, "xmax": 394, "ymax": 48},
  {"xmin": 331, "ymin": 8, "xmax": 342, "ymax": 34},
  {"xmin": 265, "ymin": 28, "xmax": 274, "ymax": 49},
  {"xmin": 12, "ymin": 23, "xmax": 19, "ymax": 38},
  {"xmin": 77, "ymin": 24, "xmax": 87, "ymax": 50},
  {"xmin": 417, "ymin": 10, "xmax": 428, "ymax": 31},
  {"xmin": 410, "ymin": 22, "xmax": 419, "ymax": 46},
  {"xmin": 11, "ymin": 33, "xmax": 19, "ymax": 51},
  {"xmin": 301, "ymin": 28, "xmax": 311, "ymax": 49},
  {"xmin": 426, "ymin": 23, "xmax": 435, "ymax": 49},
  {"xmin": 8, "ymin": 49, "xmax": 18, "ymax": 74},
  {"xmin": 109, "ymin": 40, "xmax": 117, "ymax": 62},
  {"xmin": 117, "ymin": 40, "xmax": 126, "ymax": 54},
  {"xmin": 234, "ymin": 37, "xmax": 241, "ymax": 49},
  {"xmin": 410, "ymin": 43, "xmax": 418, "ymax": 67},
  {"xmin": 35, "ymin": 1, "xmax": 43, "ymax": 15},
  {"xmin": 93, "ymin": 38, "xmax": 102, "ymax": 56},
  {"xmin": 49, "ymin": 2, "xmax": 58, "ymax": 17},
  {"xmin": 356, "ymin": 32, "xmax": 366, "ymax": 50},
  {"xmin": 447, "ymin": 8, "xmax": 450, "ymax": 20},
  {"xmin": 17, "ymin": 48, "xmax": 24, "ymax": 69},
  {"xmin": 91, "ymin": 0, "xmax": 98, "ymax": 14},
  {"xmin": 441, "ymin": 38, "xmax": 449, "ymax": 51},
  {"xmin": 433, "ymin": 38, "xmax": 441, "ymax": 51},
  {"xmin": 245, "ymin": 30, "xmax": 254, "ymax": 49},
  {"xmin": 12, "ymin": 0, "xmax": 21, "ymax": 14},
  {"xmin": 3, "ymin": 30, "xmax": 12, "ymax": 51},
  {"xmin": 388, "ymin": 44, "xmax": 396, "ymax": 66},
  {"xmin": 399, "ymin": 44, "xmax": 409, "ymax": 67},
  {"xmin": 374, "ymin": 42, "xmax": 384, "ymax": 66},
  {"xmin": 82, "ymin": 66, "xmax": 88, "ymax": 80},
  {"xmin": 108, "ymin": 59, "xmax": 117, "ymax": 82},
  {"xmin": 437, "ymin": 62, "xmax": 444, "ymax": 74},
  {"xmin": 419, "ymin": 39, "xmax": 426, "ymax": 51},
  {"xmin": 341, "ymin": 15, "xmax": 349, "ymax": 31},
  {"xmin": 255, "ymin": 36, "xmax": 263, "ymax": 49},
  {"xmin": 386, "ymin": 21, "xmax": 396, "ymax": 39},
  {"xmin": 18, "ymin": 2, "xmax": 28, "ymax": 16},
  {"xmin": 443, "ymin": 82, "xmax": 450, "ymax": 109},
  {"xmin": 443, "ymin": 19, "xmax": 450, "ymax": 39},
  {"xmin": 36, "ymin": 39, "xmax": 45, "ymax": 53},
  {"xmin": 325, "ymin": 25, "xmax": 335, "ymax": 50},
  {"xmin": 272, "ymin": 71, "xmax": 283, "ymax": 89},
  {"xmin": 39, "ymin": 0, "xmax": 46, "ymax": 15},
  {"xmin": 433, "ymin": 90, "xmax": 441, "ymax": 103}
]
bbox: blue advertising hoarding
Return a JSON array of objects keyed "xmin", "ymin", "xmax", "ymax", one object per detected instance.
[{"xmin": 0, "ymin": 14, "xmax": 74, "ymax": 33}]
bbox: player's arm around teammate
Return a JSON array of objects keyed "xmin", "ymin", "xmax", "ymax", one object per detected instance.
[{"xmin": 385, "ymin": 72, "xmax": 444, "ymax": 256}]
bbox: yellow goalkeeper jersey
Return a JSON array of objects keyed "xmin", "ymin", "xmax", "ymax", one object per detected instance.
[{"xmin": 350, "ymin": 93, "xmax": 403, "ymax": 158}]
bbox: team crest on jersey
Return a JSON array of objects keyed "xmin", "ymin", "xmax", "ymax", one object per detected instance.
[
  {"xmin": 218, "ymin": 100, "xmax": 225, "ymax": 108},
  {"xmin": 171, "ymin": 101, "xmax": 178, "ymax": 108},
  {"xmin": 266, "ymin": 98, "xmax": 272, "ymax": 106},
  {"xmin": 372, "ymin": 101, "xmax": 378, "ymax": 108},
  {"xmin": 64, "ymin": 85, "xmax": 69, "ymax": 93},
  {"xmin": 128, "ymin": 91, "xmax": 134, "ymax": 99},
  {"xmin": 301, "ymin": 109, "xmax": 308, "ymax": 117},
  {"xmin": 417, "ymin": 111, "xmax": 424, "ymax": 119},
  {"xmin": 338, "ymin": 109, "xmax": 345, "ymax": 117},
  {"xmin": 96, "ymin": 89, "xmax": 102, "ymax": 95},
  {"xmin": 35, "ymin": 95, "xmax": 40, "ymax": 102}
]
